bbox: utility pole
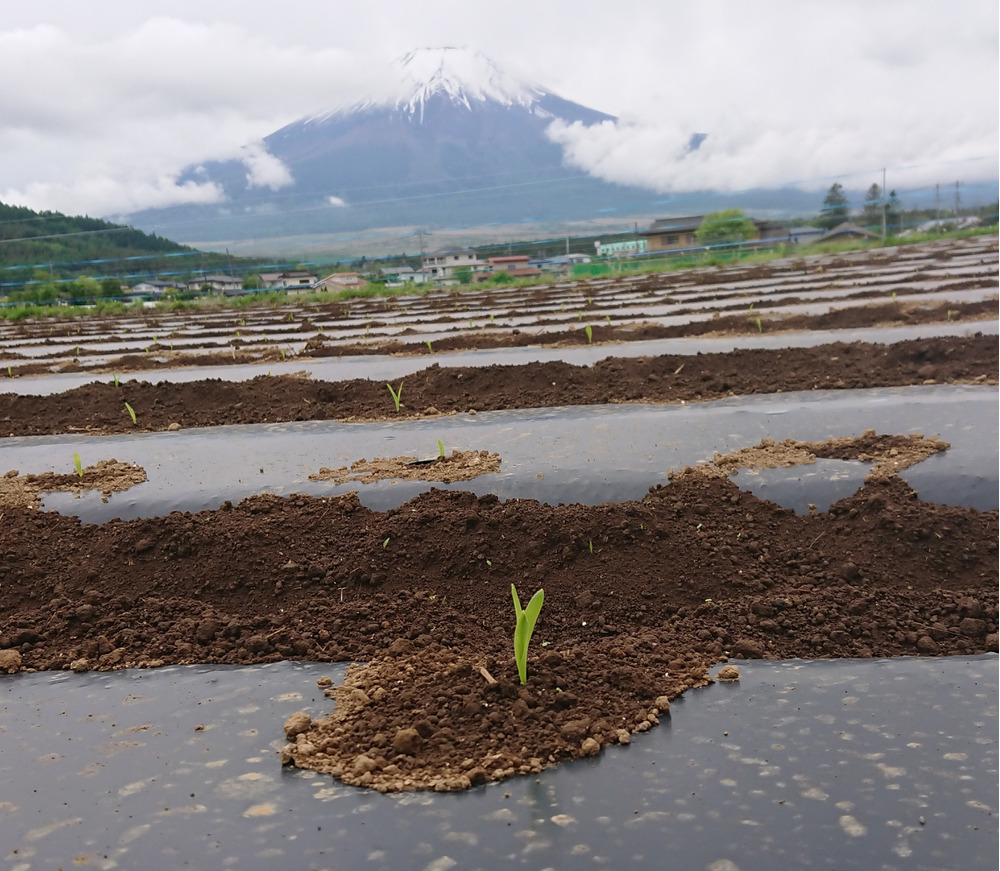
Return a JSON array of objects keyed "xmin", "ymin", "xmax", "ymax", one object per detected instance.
[
  {"xmin": 881, "ymin": 167, "xmax": 887, "ymax": 241},
  {"xmin": 954, "ymin": 181, "xmax": 961, "ymax": 217}
]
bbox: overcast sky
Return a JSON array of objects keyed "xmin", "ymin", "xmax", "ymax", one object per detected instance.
[{"xmin": 1, "ymin": 0, "xmax": 997, "ymax": 219}]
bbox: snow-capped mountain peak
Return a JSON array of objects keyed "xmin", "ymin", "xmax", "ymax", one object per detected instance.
[
  {"xmin": 310, "ymin": 47, "xmax": 546, "ymax": 123},
  {"xmin": 393, "ymin": 47, "xmax": 542, "ymax": 114}
]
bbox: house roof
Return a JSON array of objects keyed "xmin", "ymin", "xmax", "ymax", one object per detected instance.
[
  {"xmin": 640, "ymin": 216, "xmax": 705, "ymax": 235},
  {"xmin": 488, "ymin": 255, "xmax": 531, "ymax": 264},
  {"xmin": 817, "ymin": 223, "xmax": 880, "ymax": 241},
  {"xmin": 194, "ymin": 274, "xmax": 241, "ymax": 283}
]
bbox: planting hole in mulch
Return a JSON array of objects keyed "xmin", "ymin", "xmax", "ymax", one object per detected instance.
[
  {"xmin": 309, "ymin": 449, "xmax": 501, "ymax": 485},
  {"xmin": 0, "ymin": 459, "xmax": 146, "ymax": 509}
]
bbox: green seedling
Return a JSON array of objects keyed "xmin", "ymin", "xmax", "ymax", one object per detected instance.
[
  {"xmin": 486, "ymin": 559, "xmax": 492, "ymax": 567},
  {"xmin": 578, "ymin": 311, "xmax": 583, "ymax": 321},
  {"xmin": 511, "ymin": 584, "xmax": 544, "ymax": 685},
  {"xmin": 124, "ymin": 402, "xmax": 137, "ymax": 425},
  {"xmin": 73, "ymin": 452, "xmax": 83, "ymax": 478},
  {"xmin": 891, "ymin": 291, "xmax": 897, "ymax": 303},
  {"xmin": 605, "ymin": 315, "xmax": 611, "ymax": 326},
  {"xmin": 947, "ymin": 309, "xmax": 954, "ymax": 321},
  {"xmin": 386, "ymin": 380, "xmax": 403, "ymax": 412},
  {"xmin": 755, "ymin": 317, "xmax": 762, "ymax": 333},
  {"xmin": 382, "ymin": 537, "xmax": 390, "ymax": 550},
  {"xmin": 6, "ymin": 365, "xmax": 11, "ymax": 377},
  {"xmin": 589, "ymin": 539, "xmax": 594, "ymax": 553},
  {"xmin": 437, "ymin": 439, "xmax": 445, "ymax": 458},
  {"xmin": 112, "ymin": 373, "xmax": 120, "ymax": 387},
  {"xmin": 425, "ymin": 340, "xmax": 433, "ymax": 353},
  {"xmin": 489, "ymin": 313, "xmax": 495, "ymax": 324},
  {"xmin": 585, "ymin": 324, "xmax": 593, "ymax": 344},
  {"xmin": 280, "ymin": 349, "xmax": 286, "ymax": 360}
]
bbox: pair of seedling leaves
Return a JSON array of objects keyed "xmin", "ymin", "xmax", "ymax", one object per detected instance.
[{"xmin": 511, "ymin": 584, "xmax": 544, "ymax": 686}]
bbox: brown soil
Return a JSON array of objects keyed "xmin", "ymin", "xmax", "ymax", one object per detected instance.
[
  {"xmin": 2, "ymin": 234, "xmax": 996, "ymax": 379},
  {"xmin": 1, "ymin": 334, "xmax": 995, "ymax": 437},
  {"xmin": 0, "ymin": 466, "xmax": 993, "ymax": 790},
  {"xmin": 0, "ymin": 239, "xmax": 996, "ymax": 793},
  {"xmin": 309, "ymin": 450, "xmax": 501, "ymax": 485}
]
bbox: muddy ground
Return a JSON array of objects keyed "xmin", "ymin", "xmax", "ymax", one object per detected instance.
[{"xmin": 0, "ymin": 239, "xmax": 997, "ymax": 792}]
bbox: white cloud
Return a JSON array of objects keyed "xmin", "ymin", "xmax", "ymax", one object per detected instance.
[
  {"xmin": 1, "ymin": 176, "xmax": 223, "ymax": 220},
  {"xmin": 240, "ymin": 143, "xmax": 294, "ymax": 191}
]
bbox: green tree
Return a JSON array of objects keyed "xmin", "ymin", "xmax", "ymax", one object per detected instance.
[
  {"xmin": 819, "ymin": 183, "xmax": 850, "ymax": 229},
  {"xmin": 886, "ymin": 190, "xmax": 900, "ymax": 232},
  {"xmin": 862, "ymin": 183, "xmax": 882, "ymax": 226},
  {"xmin": 695, "ymin": 209, "xmax": 758, "ymax": 247}
]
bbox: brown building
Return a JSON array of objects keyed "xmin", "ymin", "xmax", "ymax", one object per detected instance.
[
  {"xmin": 640, "ymin": 215, "xmax": 791, "ymax": 251},
  {"xmin": 639, "ymin": 216, "xmax": 704, "ymax": 252}
]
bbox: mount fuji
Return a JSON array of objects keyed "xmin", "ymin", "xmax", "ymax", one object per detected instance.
[{"xmin": 122, "ymin": 48, "xmax": 674, "ymax": 249}]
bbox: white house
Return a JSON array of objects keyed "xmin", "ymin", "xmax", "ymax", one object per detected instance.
[
  {"xmin": 130, "ymin": 280, "xmax": 178, "ymax": 296},
  {"xmin": 422, "ymin": 248, "xmax": 481, "ymax": 281},
  {"xmin": 185, "ymin": 274, "xmax": 243, "ymax": 294},
  {"xmin": 314, "ymin": 272, "xmax": 367, "ymax": 292},
  {"xmin": 259, "ymin": 270, "xmax": 318, "ymax": 289},
  {"xmin": 595, "ymin": 239, "xmax": 648, "ymax": 257}
]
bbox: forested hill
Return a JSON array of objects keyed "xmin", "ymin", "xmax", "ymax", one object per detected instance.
[{"xmin": 0, "ymin": 201, "xmax": 195, "ymax": 274}]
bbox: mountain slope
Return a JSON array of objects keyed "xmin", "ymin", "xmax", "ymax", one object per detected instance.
[{"xmin": 123, "ymin": 48, "xmax": 667, "ymax": 246}]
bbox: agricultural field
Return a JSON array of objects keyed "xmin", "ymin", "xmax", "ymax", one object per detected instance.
[{"xmin": 0, "ymin": 234, "xmax": 997, "ymax": 867}]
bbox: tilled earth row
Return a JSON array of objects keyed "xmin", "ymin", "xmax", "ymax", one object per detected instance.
[{"xmin": 1, "ymin": 333, "xmax": 995, "ymax": 437}]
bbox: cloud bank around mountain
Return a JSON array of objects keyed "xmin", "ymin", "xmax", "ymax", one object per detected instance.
[{"xmin": 0, "ymin": 1, "xmax": 995, "ymax": 218}]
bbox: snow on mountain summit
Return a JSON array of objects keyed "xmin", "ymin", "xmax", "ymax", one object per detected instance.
[{"xmin": 309, "ymin": 47, "xmax": 546, "ymax": 123}]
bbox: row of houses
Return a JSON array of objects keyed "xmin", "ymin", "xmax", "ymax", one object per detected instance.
[
  {"xmin": 130, "ymin": 270, "xmax": 368, "ymax": 297},
  {"xmin": 129, "ymin": 215, "xmax": 878, "ymax": 296},
  {"xmin": 407, "ymin": 215, "xmax": 876, "ymax": 283}
]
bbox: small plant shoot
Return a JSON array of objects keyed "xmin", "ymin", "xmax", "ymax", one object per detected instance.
[
  {"xmin": 755, "ymin": 317, "xmax": 763, "ymax": 333},
  {"xmin": 124, "ymin": 402, "xmax": 137, "ymax": 425},
  {"xmin": 73, "ymin": 452, "xmax": 83, "ymax": 478},
  {"xmin": 585, "ymin": 324, "xmax": 593, "ymax": 344},
  {"xmin": 437, "ymin": 439, "xmax": 445, "ymax": 458},
  {"xmin": 386, "ymin": 380, "xmax": 403, "ymax": 412},
  {"xmin": 511, "ymin": 584, "xmax": 545, "ymax": 685}
]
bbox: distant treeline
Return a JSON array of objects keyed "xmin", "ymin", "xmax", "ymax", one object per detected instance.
[{"xmin": 0, "ymin": 201, "xmax": 264, "ymax": 292}]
